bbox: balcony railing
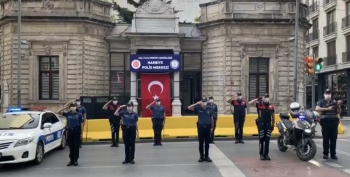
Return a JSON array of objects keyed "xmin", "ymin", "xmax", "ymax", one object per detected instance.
[
  {"xmin": 308, "ymin": 2, "xmax": 319, "ymax": 14},
  {"xmin": 342, "ymin": 15, "xmax": 350, "ymax": 28},
  {"xmin": 308, "ymin": 30, "xmax": 319, "ymax": 42},
  {"xmin": 323, "ymin": 22, "xmax": 337, "ymax": 36},
  {"xmin": 323, "ymin": 0, "xmax": 336, "ymax": 5},
  {"xmin": 342, "ymin": 52, "xmax": 350, "ymax": 62},
  {"xmin": 324, "ymin": 55, "xmax": 337, "ymax": 66}
]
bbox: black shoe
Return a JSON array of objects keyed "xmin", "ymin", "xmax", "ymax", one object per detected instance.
[
  {"xmin": 323, "ymin": 155, "xmax": 329, "ymax": 159},
  {"xmin": 260, "ymin": 155, "xmax": 265, "ymax": 160},
  {"xmin": 205, "ymin": 157, "xmax": 212, "ymax": 162},
  {"xmin": 153, "ymin": 143, "xmax": 157, "ymax": 146},
  {"xmin": 235, "ymin": 140, "xmax": 239, "ymax": 144},
  {"xmin": 210, "ymin": 141, "xmax": 215, "ymax": 144},
  {"xmin": 158, "ymin": 143, "xmax": 162, "ymax": 146},
  {"xmin": 331, "ymin": 155, "xmax": 338, "ymax": 160},
  {"xmin": 116, "ymin": 144, "xmax": 119, "ymax": 147},
  {"xmin": 130, "ymin": 160, "xmax": 135, "ymax": 164},
  {"xmin": 239, "ymin": 140, "xmax": 245, "ymax": 144},
  {"xmin": 122, "ymin": 160, "xmax": 129, "ymax": 164},
  {"xmin": 74, "ymin": 161, "xmax": 78, "ymax": 166},
  {"xmin": 264, "ymin": 155, "xmax": 271, "ymax": 160},
  {"xmin": 67, "ymin": 161, "xmax": 73, "ymax": 166},
  {"xmin": 110, "ymin": 144, "xmax": 116, "ymax": 147},
  {"xmin": 198, "ymin": 157, "xmax": 204, "ymax": 162},
  {"xmin": 79, "ymin": 145, "xmax": 82, "ymax": 148}
]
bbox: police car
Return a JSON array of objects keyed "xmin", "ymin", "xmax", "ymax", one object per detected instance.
[{"xmin": 0, "ymin": 108, "xmax": 66, "ymax": 165}]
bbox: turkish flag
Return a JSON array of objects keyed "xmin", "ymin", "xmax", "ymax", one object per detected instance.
[{"xmin": 141, "ymin": 73, "xmax": 171, "ymax": 117}]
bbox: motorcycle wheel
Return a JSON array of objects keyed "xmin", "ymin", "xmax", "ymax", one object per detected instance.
[
  {"xmin": 296, "ymin": 140, "xmax": 317, "ymax": 161},
  {"xmin": 277, "ymin": 135, "xmax": 288, "ymax": 152}
]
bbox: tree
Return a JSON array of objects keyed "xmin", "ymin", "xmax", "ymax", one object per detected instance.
[
  {"xmin": 194, "ymin": 16, "xmax": 200, "ymax": 23},
  {"xmin": 113, "ymin": 0, "xmax": 173, "ymax": 24}
]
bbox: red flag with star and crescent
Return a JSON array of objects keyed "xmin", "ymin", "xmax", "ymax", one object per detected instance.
[{"xmin": 141, "ymin": 73, "xmax": 171, "ymax": 117}]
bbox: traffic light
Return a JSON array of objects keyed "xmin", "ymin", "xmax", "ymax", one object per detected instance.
[
  {"xmin": 314, "ymin": 57, "xmax": 324, "ymax": 72},
  {"xmin": 304, "ymin": 56, "xmax": 315, "ymax": 75}
]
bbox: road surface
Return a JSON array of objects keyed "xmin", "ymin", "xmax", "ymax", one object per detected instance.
[{"xmin": 1, "ymin": 138, "xmax": 350, "ymax": 177}]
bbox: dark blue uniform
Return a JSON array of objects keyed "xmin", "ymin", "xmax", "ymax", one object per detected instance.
[
  {"xmin": 63, "ymin": 111, "xmax": 83, "ymax": 163},
  {"xmin": 256, "ymin": 102, "xmax": 274, "ymax": 159},
  {"xmin": 77, "ymin": 106, "xmax": 86, "ymax": 147},
  {"xmin": 208, "ymin": 103, "xmax": 218, "ymax": 143},
  {"xmin": 231, "ymin": 100, "xmax": 247, "ymax": 143},
  {"xmin": 317, "ymin": 99, "xmax": 339, "ymax": 158},
  {"xmin": 108, "ymin": 103, "xmax": 121, "ymax": 146},
  {"xmin": 119, "ymin": 110, "xmax": 138, "ymax": 162},
  {"xmin": 150, "ymin": 105, "xmax": 165, "ymax": 145},
  {"xmin": 194, "ymin": 105, "xmax": 212, "ymax": 159}
]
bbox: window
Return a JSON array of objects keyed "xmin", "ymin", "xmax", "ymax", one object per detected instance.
[
  {"xmin": 249, "ymin": 58, "xmax": 269, "ymax": 101},
  {"xmin": 312, "ymin": 47, "xmax": 319, "ymax": 57},
  {"xmin": 327, "ymin": 41, "xmax": 336, "ymax": 57},
  {"xmin": 312, "ymin": 18, "xmax": 318, "ymax": 32},
  {"xmin": 50, "ymin": 114, "xmax": 59, "ymax": 124},
  {"xmin": 39, "ymin": 56, "xmax": 59, "ymax": 100},
  {"xmin": 110, "ymin": 53, "xmax": 131, "ymax": 103},
  {"xmin": 327, "ymin": 10, "xmax": 335, "ymax": 25},
  {"xmin": 347, "ymin": 36, "xmax": 350, "ymax": 52}
]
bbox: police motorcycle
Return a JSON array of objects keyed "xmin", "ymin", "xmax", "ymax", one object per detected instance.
[{"xmin": 276, "ymin": 102, "xmax": 319, "ymax": 161}]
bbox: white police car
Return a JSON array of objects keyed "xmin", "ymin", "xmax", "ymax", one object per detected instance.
[{"xmin": 0, "ymin": 109, "xmax": 66, "ymax": 164}]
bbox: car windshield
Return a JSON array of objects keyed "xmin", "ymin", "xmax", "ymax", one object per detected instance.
[{"xmin": 0, "ymin": 113, "xmax": 40, "ymax": 130}]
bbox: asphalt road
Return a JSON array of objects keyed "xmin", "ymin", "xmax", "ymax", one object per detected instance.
[{"xmin": 1, "ymin": 138, "xmax": 350, "ymax": 177}]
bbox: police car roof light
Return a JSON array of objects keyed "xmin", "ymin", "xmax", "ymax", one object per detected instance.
[{"xmin": 7, "ymin": 107, "xmax": 22, "ymax": 112}]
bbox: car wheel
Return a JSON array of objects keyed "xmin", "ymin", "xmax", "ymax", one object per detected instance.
[
  {"xmin": 58, "ymin": 132, "xmax": 66, "ymax": 150},
  {"xmin": 33, "ymin": 142, "xmax": 44, "ymax": 165}
]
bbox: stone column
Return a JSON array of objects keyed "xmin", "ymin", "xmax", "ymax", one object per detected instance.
[
  {"xmin": 129, "ymin": 51, "xmax": 138, "ymax": 113},
  {"xmin": 172, "ymin": 51, "xmax": 181, "ymax": 116},
  {"xmin": 2, "ymin": 79, "xmax": 9, "ymax": 112},
  {"xmin": 297, "ymin": 82, "xmax": 304, "ymax": 108}
]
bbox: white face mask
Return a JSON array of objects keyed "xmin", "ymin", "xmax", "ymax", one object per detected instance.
[
  {"xmin": 127, "ymin": 107, "xmax": 132, "ymax": 112},
  {"xmin": 238, "ymin": 96, "xmax": 242, "ymax": 100},
  {"xmin": 76, "ymin": 101, "xmax": 81, "ymax": 106},
  {"xmin": 201, "ymin": 102, "xmax": 207, "ymax": 107},
  {"xmin": 263, "ymin": 98, "xmax": 269, "ymax": 103},
  {"xmin": 324, "ymin": 94, "xmax": 331, "ymax": 100},
  {"xmin": 112, "ymin": 101, "xmax": 118, "ymax": 104},
  {"xmin": 70, "ymin": 107, "xmax": 76, "ymax": 111},
  {"xmin": 208, "ymin": 99, "xmax": 213, "ymax": 103},
  {"xmin": 156, "ymin": 101, "xmax": 161, "ymax": 105}
]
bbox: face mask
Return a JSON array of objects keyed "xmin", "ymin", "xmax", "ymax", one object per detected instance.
[
  {"xmin": 70, "ymin": 107, "xmax": 76, "ymax": 111},
  {"xmin": 263, "ymin": 98, "xmax": 269, "ymax": 103},
  {"xmin": 76, "ymin": 101, "xmax": 81, "ymax": 106},
  {"xmin": 127, "ymin": 107, "xmax": 132, "ymax": 112},
  {"xmin": 202, "ymin": 102, "xmax": 207, "ymax": 107},
  {"xmin": 156, "ymin": 101, "xmax": 160, "ymax": 105},
  {"xmin": 238, "ymin": 96, "xmax": 242, "ymax": 100},
  {"xmin": 325, "ymin": 94, "xmax": 331, "ymax": 100},
  {"xmin": 208, "ymin": 99, "xmax": 213, "ymax": 103},
  {"xmin": 112, "ymin": 101, "xmax": 118, "ymax": 104}
]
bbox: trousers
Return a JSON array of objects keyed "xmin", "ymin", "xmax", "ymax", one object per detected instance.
[
  {"xmin": 152, "ymin": 119, "xmax": 164, "ymax": 144},
  {"xmin": 320, "ymin": 119, "xmax": 339, "ymax": 156},
  {"xmin": 197, "ymin": 124, "xmax": 211, "ymax": 157},
  {"xmin": 67, "ymin": 127, "xmax": 81, "ymax": 162},
  {"xmin": 257, "ymin": 122, "xmax": 271, "ymax": 155},
  {"xmin": 234, "ymin": 115, "xmax": 245, "ymax": 141},
  {"xmin": 122, "ymin": 125, "xmax": 136, "ymax": 161},
  {"xmin": 210, "ymin": 119, "xmax": 217, "ymax": 143},
  {"xmin": 110, "ymin": 119, "xmax": 121, "ymax": 145}
]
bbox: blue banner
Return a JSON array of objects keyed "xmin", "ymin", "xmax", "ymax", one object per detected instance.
[{"xmin": 130, "ymin": 54, "xmax": 181, "ymax": 72}]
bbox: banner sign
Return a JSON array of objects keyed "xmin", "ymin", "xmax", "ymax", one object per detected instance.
[{"xmin": 130, "ymin": 54, "xmax": 181, "ymax": 72}]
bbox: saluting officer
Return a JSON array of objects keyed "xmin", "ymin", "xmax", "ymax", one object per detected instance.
[
  {"xmin": 57, "ymin": 103, "xmax": 83, "ymax": 166},
  {"xmin": 227, "ymin": 92, "xmax": 247, "ymax": 144},
  {"xmin": 248, "ymin": 94, "xmax": 275, "ymax": 160},
  {"xmin": 208, "ymin": 96, "xmax": 218, "ymax": 144},
  {"xmin": 188, "ymin": 97, "xmax": 213, "ymax": 162},
  {"xmin": 75, "ymin": 98, "xmax": 86, "ymax": 148},
  {"xmin": 146, "ymin": 98, "xmax": 166, "ymax": 146},
  {"xmin": 114, "ymin": 102, "xmax": 139, "ymax": 164},
  {"xmin": 103, "ymin": 97, "xmax": 121, "ymax": 147},
  {"xmin": 315, "ymin": 89, "xmax": 340, "ymax": 160}
]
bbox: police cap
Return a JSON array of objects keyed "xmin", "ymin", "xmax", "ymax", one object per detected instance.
[
  {"xmin": 126, "ymin": 101, "xmax": 133, "ymax": 107},
  {"xmin": 324, "ymin": 89, "xmax": 331, "ymax": 94},
  {"xmin": 75, "ymin": 97, "xmax": 80, "ymax": 101},
  {"xmin": 201, "ymin": 97, "xmax": 208, "ymax": 102},
  {"xmin": 237, "ymin": 92, "xmax": 242, "ymax": 96},
  {"xmin": 208, "ymin": 96, "xmax": 213, "ymax": 100},
  {"xmin": 264, "ymin": 93, "xmax": 269, "ymax": 98},
  {"xmin": 154, "ymin": 98, "xmax": 160, "ymax": 101},
  {"xmin": 69, "ymin": 102, "xmax": 77, "ymax": 107},
  {"xmin": 112, "ymin": 97, "xmax": 117, "ymax": 101}
]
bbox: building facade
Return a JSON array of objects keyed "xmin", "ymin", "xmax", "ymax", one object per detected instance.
[
  {"xmin": 305, "ymin": 0, "xmax": 350, "ymax": 115},
  {"xmin": 0, "ymin": 0, "xmax": 310, "ymax": 116}
]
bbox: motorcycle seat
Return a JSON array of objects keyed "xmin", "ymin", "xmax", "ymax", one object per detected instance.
[{"xmin": 282, "ymin": 119, "xmax": 293, "ymax": 129}]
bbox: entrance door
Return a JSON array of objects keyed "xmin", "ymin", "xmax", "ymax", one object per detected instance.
[
  {"xmin": 80, "ymin": 96, "xmax": 110, "ymax": 119},
  {"xmin": 181, "ymin": 71, "xmax": 201, "ymax": 115}
]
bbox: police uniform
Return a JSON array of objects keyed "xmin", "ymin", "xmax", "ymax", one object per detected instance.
[
  {"xmin": 63, "ymin": 104, "xmax": 83, "ymax": 166},
  {"xmin": 231, "ymin": 93, "xmax": 247, "ymax": 144},
  {"xmin": 256, "ymin": 96, "xmax": 274, "ymax": 160},
  {"xmin": 76, "ymin": 98, "xmax": 86, "ymax": 148},
  {"xmin": 208, "ymin": 96, "xmax": 218, "ymax": 144},
  {"xmin": 194, "ymin": 98, "xmax": 213, "ymax": 162},
  {"xmin": 317, "ymin": 89, "xmax": 339, "ymax": 159},
  {"xmin": 107, "ymin": 97, "xmax": 121, "ymax": 147},
  {"xmin": 118, "ymin": 103, "xmax": 138, "ymax": 164},
  {"xmin": 150, "ymin": 98, "xmax": 165, "ymax": 146}
]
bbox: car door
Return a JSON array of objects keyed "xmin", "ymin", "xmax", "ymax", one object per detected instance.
[
  {"xmin": 40, "ymin": 113, "xmax": 54, "ymax": 152},
  {"xmin": 49, "ymin": 113, "xmax": 63, "ymax": 148}
]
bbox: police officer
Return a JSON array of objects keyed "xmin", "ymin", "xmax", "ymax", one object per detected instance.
[
  {"xmin": 227, "ymin": 92, "xmax": 247, "ymax": 144},
  {"xmin": 188, "ymin": 97, "xmax": 213, "ymax": 162},
  {"xmin": 248, "ymin": 94, "xmax": 275, "ymax": 160},
  {"xmin": 114, "ymin": 102, "xmax": 139, "ymax": 164},
  {"xmin": 75, "ymin": 98, "xmax": 86, "ymax": 148},
  {"xmin": 208, "ymin": 96, "xmax": 218, "ymax": 144},
  {"xmin": 146, "ymin": 98, "xmax": 166, "ymax": 146},
  {"xmin": 57, "ymin": 103, "xmax": 83, "ymax": 166},
  {"xmin": 315, "ymin": 89, "xmax": 339, "ymax": 160},
  {"xmin": 103, "ymin": 97, "xmax": 121, "ymax": 147}
]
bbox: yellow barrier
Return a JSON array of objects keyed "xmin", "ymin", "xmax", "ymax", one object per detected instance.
[{"xmin": 64, "ymin": 114, "xmax": 344, "ymax": 142}]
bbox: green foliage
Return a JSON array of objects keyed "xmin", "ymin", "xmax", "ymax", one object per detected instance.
[{"xmin": 194, "ymin": 16, "xmax": 200, "ymax": 23}]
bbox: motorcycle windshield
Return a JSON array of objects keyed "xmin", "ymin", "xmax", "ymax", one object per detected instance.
[{"xmin": 297, "ymin": 120, "xmax": 309, "ymax": 129}]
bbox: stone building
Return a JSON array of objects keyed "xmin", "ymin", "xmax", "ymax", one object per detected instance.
[{"xmin": 0, "ymin": 0, "xmax": 310, "ymax": 116}]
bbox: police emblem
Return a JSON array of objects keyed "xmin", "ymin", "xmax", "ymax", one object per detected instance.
[{"xmin": 170, "ymin": 59, "xmax": 179, "ymax": 69}]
